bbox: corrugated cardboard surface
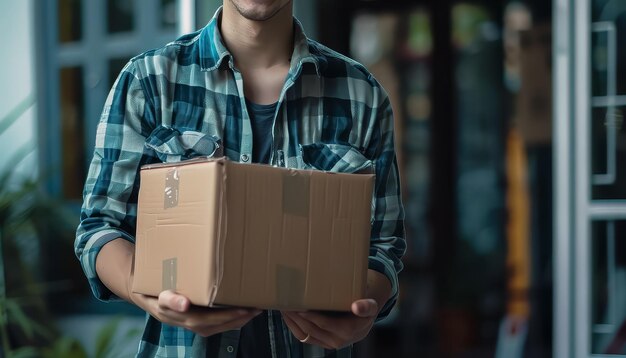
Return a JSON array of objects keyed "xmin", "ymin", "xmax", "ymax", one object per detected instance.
[
  {"xmin": 133, "ymin": 159, "xmax": 224, "ymax": 306},
  {"xmin": 133, "ymin": 158, "xmax": 373, "ymax": 311}
]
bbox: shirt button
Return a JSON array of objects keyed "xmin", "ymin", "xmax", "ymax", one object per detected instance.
[
  {"xmin": 241, "ymin": 154, "xmax": 250, "ymax": 162},
  {"xmin": 226, "ymin": 345, "xmax": 234, "ymax": 353}
]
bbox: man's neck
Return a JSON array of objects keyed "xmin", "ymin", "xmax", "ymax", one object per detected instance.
[{"xmin": 220, "ymin": 2, "xmax": 294, "ymax": 71}]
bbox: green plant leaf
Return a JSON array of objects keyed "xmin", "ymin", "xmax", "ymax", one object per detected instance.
[
  {"xmin": 0, "ymin": 95, "xmax": 35, "ymax": 137},
  {"xmin": 0, "ymin": 298, "xmax": 6, "ymax": 320},
  {"xmin": 24, "ymin": 316, "xmax": 54, "ymax": 341},
  {"xmin": 4, "ymin": 299, "xmax": 53, "ymax": 341},
  {"xmin": 0, "ymin": 142, "xmax": 36, "ymax": 179},
  {"xmin": 8, "ymin": 346, "xmax": 39, "ymax": 358},
  {"xmin": 42, "ymin": 336, "xmax": 88, "ymax": 358},
  {"xmin": 123, "ymin": 327, "xmax": 143, "ymax": 340},
  {"xmin": 5, "ymin": 299, "xmax": 35, "ymax": 339},
  {"xmin": 94, "ymin": 317, "xmax": 123, "ymax": 358}
]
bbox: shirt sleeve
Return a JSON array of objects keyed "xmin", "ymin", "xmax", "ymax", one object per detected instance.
[
  {"xmin": 366, "ymin": 88, "xmax": 407, "ymax": 321},
  {"xmin": 74, "ymin": 61, "xmax": 156, "ymax": 301}
]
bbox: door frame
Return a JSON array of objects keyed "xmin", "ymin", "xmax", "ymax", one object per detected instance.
[{"xmin": 554, "ymin": 0, "xmax": 626, "ymax": 356}]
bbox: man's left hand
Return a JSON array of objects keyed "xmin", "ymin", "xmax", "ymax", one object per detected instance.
[{"xmin": 281, "ymin": 298, "xmax": 378, "ymax": 350}]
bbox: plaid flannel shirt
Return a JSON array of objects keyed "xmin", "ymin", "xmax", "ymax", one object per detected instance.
[{"xmin": 75, "ymin": 7, "xmax": 406, "ymax": 358}]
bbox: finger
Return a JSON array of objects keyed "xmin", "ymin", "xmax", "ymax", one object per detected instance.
[
  {"xmin": 282, "ymin": 312, "xmax": 332, "ymax": 350},
  {"xmin": 281, "ymin": 312, "xmax": 305, "ymax": 339},
  {"xmin": 187, "ymin": 306, "xmax": 262, "ymax": 320},
  {"xmin": 297, "ymin": 310, "xmax": 374, "ymax": 346},
  {"xmin": 158, "ymin": 290, "xmax": 190, "ymax": 312},
  {"xmin": 351, "ymin": 299, "xmax": 378, "ymax": 318},
  {"xmin": 301, "ymin": 335, "xmax": 332, "ymax": 349},
  {"xmin": 196, "ymin": 311, "xmax": 262, "ymax": 337},
  {"xmin": 162, "ymin": 306, "xmax": 260, "ymax": 326},
  {"xmin": 297, "ymin": 311, "xmax": 368, "ymax": 333},
  {"xmin": 289, "ymin": 312, "xmax": 345, "ymax": 349},
  {"xmin": 169, "ymin": 309, "xmax": 260, "ymax": 333},
  {"xmin": 134, "ymin": 293, "xmax": 158, "ymax": 312}
]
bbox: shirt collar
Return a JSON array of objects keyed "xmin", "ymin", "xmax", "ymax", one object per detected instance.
[{"xmin": 199, "ymin": 6, "xmax": 320, "ymax": 77}]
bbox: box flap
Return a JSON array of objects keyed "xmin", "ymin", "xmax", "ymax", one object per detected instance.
[{"xmin": 133, "ymin": 159, "xmax": 225, "ymax": 306}]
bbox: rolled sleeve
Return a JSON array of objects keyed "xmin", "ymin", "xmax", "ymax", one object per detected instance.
[
  {"xmin": 74, "ymin": 61, "xmax": 155, "ymax": 302},
  {"xmin": 366, "ymin": 92, "xmax": 406, "ymax": 321}
]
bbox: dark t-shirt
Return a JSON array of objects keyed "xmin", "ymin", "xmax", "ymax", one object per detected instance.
[
  {"xmin": 247, "ymin": 100, "xmax": 277, "ymax": 164},
  {"xmin": 235, "ymin": 99, "xmax": 277, "ymax": 358}
]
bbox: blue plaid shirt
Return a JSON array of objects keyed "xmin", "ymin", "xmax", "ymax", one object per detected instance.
[{"xmin": 75, "ymin": 7, "xmax": 405, "ymax": 358}]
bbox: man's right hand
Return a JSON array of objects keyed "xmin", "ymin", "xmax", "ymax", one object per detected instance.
[{"xmin": 130, "ymin": 290, "xmax": 261, "ymax": 337}]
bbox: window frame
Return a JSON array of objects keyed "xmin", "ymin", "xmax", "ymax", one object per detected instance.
[{"xmin": 34, "ymin": 0, "xmax": 180, "ymax": 314}]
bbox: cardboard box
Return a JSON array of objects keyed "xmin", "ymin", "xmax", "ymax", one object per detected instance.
[{"xmin": 132, "ymin": 157, "xmax": 373, "ymax": 311}]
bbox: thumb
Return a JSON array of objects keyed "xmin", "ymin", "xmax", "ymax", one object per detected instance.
[
  {"xmin": 351, "ymin": 299, "xmax": 378, "ymax": 318},
  {"xmin": 158, "ymin": 290, "xmax": 190, "ymax": 312}
]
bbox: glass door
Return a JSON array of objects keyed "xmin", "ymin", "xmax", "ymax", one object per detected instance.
[
  {"xmin": 589, "ymin": 1, "xmax": 626, "ymax": 355},
  {"xmin": 555, "ymin": 0, "xmax": 626, "ymax": 356}
]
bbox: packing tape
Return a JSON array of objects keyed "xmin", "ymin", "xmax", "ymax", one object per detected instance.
[
  {"xmin": 164, "ymin": 169, "xmax": 179, "ymax": 209},
  {"xmin": 162, "ymin": 258, "xmax": 177, "ymax": 291},
  {"xmin": 282, "ymin": 170, "xmax": 310, "ymax": 217},
  {"xmin": 276, "ymin": 264, "xmax": 305, "ymax": 308},
  {"xmin": 209, "ymin": 161, "xmax": 227, "ymax": 306}
]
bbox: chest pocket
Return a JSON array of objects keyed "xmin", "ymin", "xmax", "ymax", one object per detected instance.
[
  {"xmin": 300, "ymin": 143, "xmax": 374, "ymax": 174},
  {"xmin": 145, "ymin": 126, "xmax": 222, "ymax": 163}
]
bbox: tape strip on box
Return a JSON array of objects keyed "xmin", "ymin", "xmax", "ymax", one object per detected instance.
[
  {"xmin": 162, "ymin": 258, "xmax": 177, "ymax": 291},
  {"xmin": 276, "ymin": 264, "xmax": 305, "ymax": 308},
  {"xmin": 282, "ymin": 170, "xmax": 310, "ymax": 217},
  {"xmin": 164, "ymin": 169, "xmax": 179, "ymax": 209}
]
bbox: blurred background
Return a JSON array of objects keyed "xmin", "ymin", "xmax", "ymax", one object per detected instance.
[{"xmin": 0, "ymin": 0, "xmax": 623, "ymax": 357}]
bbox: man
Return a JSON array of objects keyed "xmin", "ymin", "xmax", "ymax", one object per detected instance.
[{"xmin": 75, "ymin": 0, "xmax": 406, "ymax": 357}]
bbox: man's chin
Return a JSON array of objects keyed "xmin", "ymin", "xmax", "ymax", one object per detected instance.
[
  {"xmin": 239, "ymin": 11, "xmax": 278, "ymax": 22},
  {"xmin": 230, "ymin": 0, "xmax": 291, "ymax": 22}
]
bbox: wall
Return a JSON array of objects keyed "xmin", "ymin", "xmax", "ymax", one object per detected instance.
[{"xmin": 0, "ymin": 0, "xmax": 37, "ymax": 179}]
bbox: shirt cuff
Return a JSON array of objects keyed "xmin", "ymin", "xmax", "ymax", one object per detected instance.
[{"xmin": 367, "ymin": 255, "xmax": 400, "ymax": 321}]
